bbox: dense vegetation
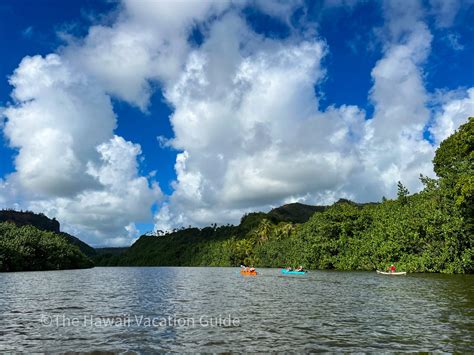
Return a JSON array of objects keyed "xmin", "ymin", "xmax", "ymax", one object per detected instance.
[
  {"xmin": 0, "ymin": 209, "xmax": 96, "ymax": 257},
  {"xmin": 97, "ymin": 118, "xmax": 473, "ymax": 273},
  {"xmin": 0, "ymin": 222, "xmax": 93, "ymax": 272},
  {"xmin": 266, "ymin": 203, "xmax": 327, "ymax": 223},
  {"xmin": 3, "ymin": 118, "xmax": 471, "ymax": 273},
  {"xmin": 59, "ymin": 231, "xmax": 96, "ymax": 257},
  {"xmin": 0, "ymin": 209, "xmax": 60, "ymax": 233}
]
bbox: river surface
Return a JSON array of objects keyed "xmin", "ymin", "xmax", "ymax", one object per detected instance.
[{"xmin": 0, "ymin": 267, "xmax": 473, "ymax": 352}]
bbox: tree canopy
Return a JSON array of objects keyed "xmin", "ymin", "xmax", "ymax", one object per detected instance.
[
  {"xmin": 96, "ymin": 118, "xmax": 473, "ymax": 274},
  {"xmin": 0, "ymin": 222, "xmax": 93, "ymax": 272}
]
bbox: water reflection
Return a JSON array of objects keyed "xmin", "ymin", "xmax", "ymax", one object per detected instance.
[{"xmin": 0, "ymin": 268, "xmax": 472, "ymax": 352}]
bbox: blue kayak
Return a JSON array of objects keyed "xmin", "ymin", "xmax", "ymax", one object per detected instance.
[{"xmin": 281, "ymin": 269, "xmax": 307, "ymax": 275}]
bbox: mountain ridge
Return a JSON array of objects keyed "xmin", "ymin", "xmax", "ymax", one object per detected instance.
[{"xmin": 0, "ymin": 209, "xmax": 96, "ymax": 257}]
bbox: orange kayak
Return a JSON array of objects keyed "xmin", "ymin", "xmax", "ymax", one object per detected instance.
[{"xmin": 240, "ymin": 270, "xmax": 257, "ymax": 276}]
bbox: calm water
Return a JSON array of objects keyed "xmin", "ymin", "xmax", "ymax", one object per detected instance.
[{"xmin": 0, "ymin": 267, "xmax": 473, "ymax": 352}]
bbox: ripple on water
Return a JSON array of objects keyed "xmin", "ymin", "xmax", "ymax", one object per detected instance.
[{"xmin": 0, "ymin": 268, "xmax": 473, "ymax": 352}]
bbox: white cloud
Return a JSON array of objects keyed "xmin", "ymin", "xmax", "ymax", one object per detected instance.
[
  {"xmin": 253, "ymin": 0, "xmax": 303, "ymax": 24},
  {"xmin": 63, "ymin": 0, "xmax": 233, "ymax": 111},
  {"xmin": 125, "ymin": 222, "xmax": 139, "ymax": 238},
  {"xmin": 1, "ymin": 1, "xmax": 240, "ymax": 244},
  {"xmin": 1, "ymin": 50, "xmax": 161, "ymax": 246},
  {"xmin": 429, "ymin": 0, "xmax": 461, "ymax": 28},
  {"xmin": 369, "ymin": 23, "xmax": 432, "ymax": 137},
  {"xmin": 154, "ymin": 0, "xmax": 468, "ymax": 230},
  {"xmin": 4, "ymin": 54, "xmax": 116, "ymax": 197},
  {"xmin": 381, "ymin": 0, "xmax": 425, "ymax": 43},
  {"xmin": 430, "ymin": 88, "xmax": 474, "ymax": 144},
  {"xmin": 153, "ymin": 13, "xmax": 370, "ymax": 230},
  {"xmin": 0, "ymin": 178, "xmax": 20, "ymax": 210},
  {"xmin": 1, "ymin": 0, "xmax": 472, "ymax": 242},
  {"xmin": 444, "ymin": 32, "xmax": 464, "ymax": 51},
  {"xmin": 27, "ymin": 136, "xmax": 162, "ymax": 246}
]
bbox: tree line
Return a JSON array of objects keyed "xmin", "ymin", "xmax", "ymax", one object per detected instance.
[{"xmin": 96, "ymin": 118, "xmax": 473, "ymax": 273}]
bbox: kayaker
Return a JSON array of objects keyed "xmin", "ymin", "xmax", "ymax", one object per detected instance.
[
  {"xmin": 286, "ymin": 266, "xmax": 293, "ymax": 271},
  {"xmin": 249, "ymin": 266, "xmax": 255, "ymax": 272},
  {"xmin": 295, "ymin": 265, "xmax": 304, "ymax": 272},
  {"xmin": 389, "ymin": 264, "xmax": 396, "ymax": 273}
]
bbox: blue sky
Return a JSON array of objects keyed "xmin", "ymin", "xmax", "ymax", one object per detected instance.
[
  {"xmin": 0, "ymin": 0, "xmax": 473, "ymax": 246},
  {"xmin": 0, "ymin": 0, "xmax": 175, "ymax": 193}
]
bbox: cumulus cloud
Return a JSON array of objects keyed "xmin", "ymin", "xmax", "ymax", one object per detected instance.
[
  {"xmin": 4, "ymin": 54, "xmax": 116, "ymax": 197},
  {"xmin": 1, "ymin": 0, "xmax": 472, "ymax": 243},
  {"xmin": 154, "ymin": 0, "xmax": 472, "ymax": 230},
  {"xmin": 430, "ymin": 88, "xmax": 474, "ymax": 144},
  {"xmin": 1, "ymin": 0, "xmax": 246, "ymax": 244},
  {"xmin": 380, "ymin": 0, "xmax": 425, "ymax": 44},
  {"xmin": 359, "ymin": 17, "xmax": 435, "ymax": 197},
  {"xmin": 153, "ymin": 12, "xmax": 367, "ymax": 229},
  {"xmin": 63, "ymin": 0, "xmax": 232, "ymax": 110},
  {"xmin": 27, "ymin": 136, "xmax": 162, "ymax": 246},
  {"xmin": 157, "ymin": 14, "xmax": 337, "ymax": 225},
  {"xmin": 1, "ymin": 39, "xmax": 162, "ymax": 246}
]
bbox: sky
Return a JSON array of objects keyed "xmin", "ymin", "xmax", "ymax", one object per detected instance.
[{"xmin": 0, "ymin": 0, "xmax": 473, "ymax": 247}]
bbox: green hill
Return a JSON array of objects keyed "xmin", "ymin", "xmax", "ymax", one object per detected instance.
[
  {"xmin": 0, "ymin": 209, "xmax": 96, "ymax": 257},
  {"xmin": 0, "ymin": 210, "xmax": 95, "ymax": 271},
  {"xmin": 96, "ymin": 118, "xmax": 473, "ymax": 273},
  {"xmin": 267, "ymin": 203, "xmax": 326, "ymax": 223},
  {"xmin": 0, "ymin": 222, "xmax": 93, "ymax": 272},
  {"xmin": 0, "ymin": 210, "xmax": 60, "ymax": 233},
  {"xmin": 59, "ymin": 232, "xmax": 96, "ymax": 257}
]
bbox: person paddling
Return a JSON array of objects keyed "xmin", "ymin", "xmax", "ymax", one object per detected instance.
[
  {"xmin": 389, "ymin": 264, "xmax": 396, "ymax": 273},
  {"xmin": 241, "ymin": 265, "xmax": 256, "ymax": 273}
]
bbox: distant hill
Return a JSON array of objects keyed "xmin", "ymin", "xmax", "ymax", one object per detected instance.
[
  {"xmin": 267, "ymin": 203, "xmax": 326, "ymax": 223},
  {"xmin": 95, "ymin": 247, "xmax": 129, "ymax": 255},
  {"xmin": 96, "ymin": 201, "xmax": 331, "ymax": 267},
  {"xmin": 0, "ymin": 210, "xmax": 60, "ymax": 233},
  {"xmin": 60, "ymin": 232, "xmax": 96, "ymax": 257},
  {"xmin": 92, "ymin": 247, "xmax": 130, "ymax": 266},
  {"xmin": 333, "ymin": 198, "xmax": 379, "ymax": 208},
  {"xmin": 101, "ymin": 118, "xmax": 473, "ymax": 273},
  {"xmin": 0, "ymin": 209, "xmax": 96, "ymax": 257}
]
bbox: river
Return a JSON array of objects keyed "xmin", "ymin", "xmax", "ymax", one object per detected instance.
[{"xmin": 0, "ymin": 267, "xmax": 473, "ymax": 352}]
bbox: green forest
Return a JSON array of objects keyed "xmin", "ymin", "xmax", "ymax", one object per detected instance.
[
  {"xmin": 1, "ymin": 117, "xmax": 471, "ymax": 273},
  {"xmin": 96, "ymin": 117, "xmax": 473, "ymax": 274},
  {"xmin": 0, "ymin": 223, "xmax": 93, "ymax": 272}
]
